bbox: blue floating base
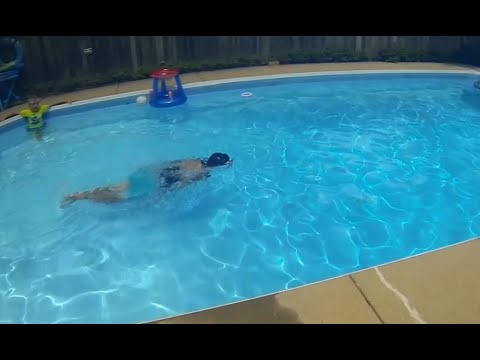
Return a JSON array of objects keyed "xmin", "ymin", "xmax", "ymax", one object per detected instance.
[{"xmin": 149, "ymin": 94, "xmax": 187, "ymax": 108}]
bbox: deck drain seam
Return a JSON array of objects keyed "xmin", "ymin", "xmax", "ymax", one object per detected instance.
[
  {"xmin": 373, "ymin": 268, "xmax": 427, "ymax": 324},
  {"xmin": 348, "ymin": 275, "xmax": 385, "ymax": 324}
]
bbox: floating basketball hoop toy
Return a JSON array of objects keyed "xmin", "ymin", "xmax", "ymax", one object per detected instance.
[{"xmin": 148, "ymin": 68, "xmax": 187, "ymax": 107}]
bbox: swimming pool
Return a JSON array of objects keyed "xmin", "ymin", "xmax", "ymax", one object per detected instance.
[{"xmin": 1, "ymin": 71, "xmax": 480, "ymax": 324}]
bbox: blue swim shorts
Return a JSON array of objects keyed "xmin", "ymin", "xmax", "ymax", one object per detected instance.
[{"xmin": 128, "ymin": 167, "xmax": 158, "ymax": 199}]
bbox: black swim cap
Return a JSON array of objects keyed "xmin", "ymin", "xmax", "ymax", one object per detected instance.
[{"xmin": 206, "ymin": 153, "xmax": 230, "ymax": 167}]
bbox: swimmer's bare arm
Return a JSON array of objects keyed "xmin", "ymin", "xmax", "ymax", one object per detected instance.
[{"xmin": 61, "ymin": 182, "xmax": 130, "ymax": 208}]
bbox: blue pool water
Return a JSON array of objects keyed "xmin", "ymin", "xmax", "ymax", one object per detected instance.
[{"xmin": 1, "ymin": 73, "xmax": 480, "ymax": 323}]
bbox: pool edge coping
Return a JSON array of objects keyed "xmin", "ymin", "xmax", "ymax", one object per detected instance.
[
  {"xmin": 1, "ymin": 68, "xmax": 479, "ymax": 130},
  {"xmin": 142, "ymin": 236, "xmax": 480, "ymax": 324}
]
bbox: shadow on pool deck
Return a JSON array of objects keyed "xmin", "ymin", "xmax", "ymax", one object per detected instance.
[
  {"xmin": 156, "ymin": 274, "xmax": 383, "ymax": 324},
  {"xmin": 157, "ymin": 295, "xmax": 302, "ymax": 324}
]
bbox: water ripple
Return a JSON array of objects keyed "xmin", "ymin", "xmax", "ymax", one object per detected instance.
[{"xmin": 1, "ymin": 75, "xmax": 479, "ymax": 323}]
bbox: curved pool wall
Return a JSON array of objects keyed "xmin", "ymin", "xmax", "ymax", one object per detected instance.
[
  {"xmin": 2, "ymin": 69, "xmax": 480, "ymax": 324},
  {"xmin": 2, "ymin": 69, "xmax": 479, "ymax": 136}
]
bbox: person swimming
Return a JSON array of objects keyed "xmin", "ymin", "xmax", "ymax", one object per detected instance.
[{"xmin": 60, "ymin": 152, "xmax": 232, "ymax": 208}]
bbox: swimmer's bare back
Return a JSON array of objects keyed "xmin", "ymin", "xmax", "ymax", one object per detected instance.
[
  {"xmin": 180, "ymin": 159, "xmax": 204, "ymax": 170},
  {"xmin": 60, "ymin": 182, "xmax": 130, "ymax": 208}
]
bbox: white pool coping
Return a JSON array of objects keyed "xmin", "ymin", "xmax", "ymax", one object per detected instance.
[{"xmin": 2, "ymin": 69, "xmax": 479, "ymax": 129}]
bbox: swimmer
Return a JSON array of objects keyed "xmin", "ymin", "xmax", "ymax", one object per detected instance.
[
  {"xmin": 19, "ymin": 96, "xmax": 50, "ymax": 141},
  {"xmin": 60, "ymin": 152, "xmax": 233, "ymax": 208}
]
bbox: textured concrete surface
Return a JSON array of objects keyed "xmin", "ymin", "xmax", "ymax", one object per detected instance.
[
  {"xmin": 157, "ymin": 276, "xmax": 381, "ymax": 324},
  {"xmin": 352, "ymin": 240, "xmax": 480, "ymax": 324}
]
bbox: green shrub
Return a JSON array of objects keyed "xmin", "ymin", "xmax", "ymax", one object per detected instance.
[
  {"xmin": 174, "ymin": 56, "xmax": 268, "ymax": 74},
  {"xmin": 134, "ymin": 66, "xmax": 155, "ymax": 79},
  {"xmin": 374, "ymin": 47, "xmax": 439, "ymax": 62},
  {"xmin": 110, "ymin": 69, "xmax": 133, "ymax": 82},
  {"xmin": 177, "ymin": 62, "xmax": 203, "ymax": 73},
  {"xmin": 277, "ymin": 49, "xmax": 369, "ymax": 64}
]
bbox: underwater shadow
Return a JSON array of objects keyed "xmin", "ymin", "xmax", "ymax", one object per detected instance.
[{"xmin": 460, "ymin": 87, "xmax": 480, "ymax": 111}]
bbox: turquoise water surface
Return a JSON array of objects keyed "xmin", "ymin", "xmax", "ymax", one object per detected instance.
[{"xmin": 1, "ymin": 73, "xmax": 480, "ymax": 323}]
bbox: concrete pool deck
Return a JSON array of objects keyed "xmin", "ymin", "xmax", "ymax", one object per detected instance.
[
  {"xmin": 2, "ymin": 62, "xmax": 480, "ymax": 324},
  {"xmin": 156, "ymin": 239, "xmax": 480, "ymax": 324}
]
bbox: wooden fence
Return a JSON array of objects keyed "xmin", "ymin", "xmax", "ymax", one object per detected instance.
[{"xmin": 2, "ymin": 36, "xmax": 471, "ymax": 84}]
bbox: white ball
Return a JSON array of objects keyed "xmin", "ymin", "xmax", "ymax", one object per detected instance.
[{"xmin": 136, "ymin": 95, "xmax": 148, "ymax": 105}]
